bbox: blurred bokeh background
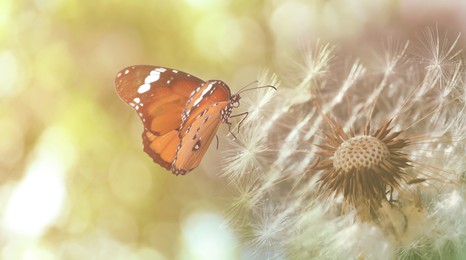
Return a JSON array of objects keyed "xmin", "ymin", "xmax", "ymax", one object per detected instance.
[{"xmin": 1, "ymin": 0, "xmax": 465, "ymax": 259}]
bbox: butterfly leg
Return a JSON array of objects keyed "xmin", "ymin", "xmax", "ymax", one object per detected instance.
[
  {"xmin": 230, "ymin": 111, "xmax": 249, "ymax": 133},
  {"xmin": 225, "ymin": 120, "xmax": 238, "ymax": 140}
]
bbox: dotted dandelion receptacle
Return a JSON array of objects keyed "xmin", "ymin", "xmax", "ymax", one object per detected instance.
[{"xmin": 223, "ymin": 29, "xmax": 466, "ymax": 259}]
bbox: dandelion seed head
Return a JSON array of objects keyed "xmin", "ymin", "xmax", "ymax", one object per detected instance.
[
  {"xmin": 225, "ymin": 178, "xmax": 260, "ymax": 226},
  {"xmin": 333, "ymin": 136, "xmax": 390, "ymax": 172},
  {"xmin": 244, "ymin": 203, "xmax": 291, "ymax": 258},
  {"xmin": 367, "ymin": 38, "xmax": 409, "ymax": 79},
  {"xmin": 415, "ymin": 26, "xmax": 462, "ymax": 87},
  {"xmin": 315, "ymin": 119, "xmax": 411, "ymax": 209},
  {"xmin": 221, "ymin": 123, "xmax": 269, "ymax": 181},
  {"xmin": 303, "ymin": 42, "xmax": 334, "ymax": 82}
]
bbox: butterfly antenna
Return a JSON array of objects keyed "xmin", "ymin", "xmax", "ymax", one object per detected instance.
[
  {"xmin": 237, "ymin": 84, "xmax": 277, "ymax": 95},
  {"xmin": 236, "ymin": 80, "xmax": 259, "ymax": 93},
  {"xmin": 215, "ymin": 135, "xmax": 219, "ymax": 150}
]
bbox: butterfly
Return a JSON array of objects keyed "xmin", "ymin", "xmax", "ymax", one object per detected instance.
[{"xmin": 115, "ymin": 65, "xmax": 243, "ymax": 175}]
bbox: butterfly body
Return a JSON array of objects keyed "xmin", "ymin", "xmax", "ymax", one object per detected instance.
[{"xmin": 115, "ymin": 65, "xmax": 240, "ymax": 175}]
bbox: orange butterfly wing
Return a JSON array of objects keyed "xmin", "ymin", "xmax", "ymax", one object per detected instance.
[
  {"xmin": 142, "ymin": 130, "xmax": 179, "ymax": 171},
  {"xmin": 115, "ymin": 65, "xmax": 203, "ymax": 135},
  {"xmin": 179, "ymin": 80, "xmax": 232, "ymax": 137},
  {"xmin": 115, "ymin": 66, "xmax": 239, "ymax": 175},
  {"xmin": 172, "ymin": 80, "xmax": 232, "ymax": 174},
  {"xmin": 115, "ymin": 65, "xmax": 204, "ymax": 171}
]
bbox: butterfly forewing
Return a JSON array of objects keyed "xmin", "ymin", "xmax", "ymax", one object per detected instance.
[
  {"xmin": 179, "ymin": 80, "xmax": 231, "ymax": 138},
  {"xmin": 115, "ymin": 65, "xmax": 204, "ymax": 135}
]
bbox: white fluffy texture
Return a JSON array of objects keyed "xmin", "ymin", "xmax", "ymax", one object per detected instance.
[
  {"xmin": 221, "ymin": 124, "xmax": 269, "ymax": 182},
  {"xmin": 223, "ymin": 28, "xmax": 466, "ymax": 259}
]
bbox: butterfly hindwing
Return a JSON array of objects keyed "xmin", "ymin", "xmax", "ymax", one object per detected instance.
[
  {"xmin": 168, "ymin": 81, "xmax": 232, "ymax": 174},
  {"xmin": 142, "ymin": 130, "xmax": 179, "ymax": 171},
  {"xmin": 115, "ymin": 65, "xmax": 204, "ymax": 135},
  {"xmin": 172, "ymin": 102, "xmax": 227, "ymax": 175}
]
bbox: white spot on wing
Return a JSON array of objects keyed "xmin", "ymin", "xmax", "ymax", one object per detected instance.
[
  {"xmin": 133, "ymin": 97, "xmax": 141, "ymax": 103},
  {"xmin": 155, "ymin": 67, "xmax": 167, "ymax": 72},
  {"xmin": 145, "ymin": 70, "xmax": 160, "ymax": 83},
  {"xmin": 173, "ymin": 70, "xmax": 178, "ymax": 73},
  {"xmin": 137, "ymin": 83, "xmax": 151, "ymax": 93},
  {"xmin": 124, "ymin": 69, "xmax": 129, "ymax": 75},
  {"xmin": 192, "ymin": 82, "xmax": 215, "ymax": 108}
]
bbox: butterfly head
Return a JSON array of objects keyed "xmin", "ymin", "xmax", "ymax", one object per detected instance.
[
  {"xmin": 230, "ymin": 93, "xmax": 241, "ymax": 108},
  {"xmin": 219, "ymin": 94, "xmax": 240, "ymax": 123}
]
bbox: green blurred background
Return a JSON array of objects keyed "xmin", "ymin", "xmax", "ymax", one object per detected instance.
[{"xmin": 0, "ymin": 0, "xmax": 464, "ymax": 259}]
